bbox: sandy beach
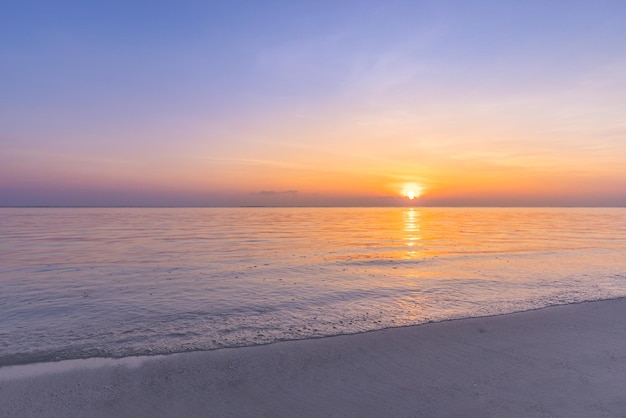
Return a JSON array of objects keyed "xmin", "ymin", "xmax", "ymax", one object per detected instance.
[{"xmin": 2, "ymin": 298, "xmax": 625, "ymax": 417}]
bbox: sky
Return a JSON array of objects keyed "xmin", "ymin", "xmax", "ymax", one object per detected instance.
[{"xmin": 1, "ymin": 0, "xmax": 625, "ymax": 206}]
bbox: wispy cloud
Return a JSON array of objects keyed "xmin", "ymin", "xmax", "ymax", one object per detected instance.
[{"xmin": 256, "ymin": 190, "xmax": 298, "ymax": 195}]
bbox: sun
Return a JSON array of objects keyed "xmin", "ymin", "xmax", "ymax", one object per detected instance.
[{"xmin": 401, "ymin": 183, "xmax": 423, "ymax": 200}]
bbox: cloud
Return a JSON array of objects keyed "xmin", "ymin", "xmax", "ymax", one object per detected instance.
[{"xmin": 256, "ymin": 190, "xmax": 299, "ymax": 195}]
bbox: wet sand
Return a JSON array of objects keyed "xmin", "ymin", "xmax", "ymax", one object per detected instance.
[{"xmin": 2, "ymin": 298, "xmax": 626, "ymax": 417}]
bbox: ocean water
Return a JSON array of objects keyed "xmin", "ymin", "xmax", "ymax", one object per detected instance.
[{"xmin": 1, "ymin": 207, "xmax": 625, "ymax": 366}]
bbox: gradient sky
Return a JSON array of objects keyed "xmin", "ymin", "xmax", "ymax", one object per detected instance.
[{"xmin": 2, "ymin": 0, "xmax": 625, "ymax": 206}]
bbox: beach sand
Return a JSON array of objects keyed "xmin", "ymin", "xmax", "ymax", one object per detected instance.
[{"xmin": 2, "ymin": 298, "xmax": 625, "ymax": 417}]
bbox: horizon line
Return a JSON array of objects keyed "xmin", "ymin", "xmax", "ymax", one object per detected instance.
[{"xmin": 1, "ymin": 205, "xmax": 625, "ymax": 209}]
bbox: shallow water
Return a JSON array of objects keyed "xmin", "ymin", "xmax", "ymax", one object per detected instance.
[{"xmin": 1, "ymin": 207, "xmax": 625, "ymax": 365}]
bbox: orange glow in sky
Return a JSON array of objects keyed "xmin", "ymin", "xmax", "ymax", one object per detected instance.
[{"xmin": 1, "ymin": 2, "xmax": 625, "ymax": 207}]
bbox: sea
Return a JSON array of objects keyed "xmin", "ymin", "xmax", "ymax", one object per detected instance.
[{"xmin": 1, "ymin": 207, "xmax": 625, "ymax": 367}]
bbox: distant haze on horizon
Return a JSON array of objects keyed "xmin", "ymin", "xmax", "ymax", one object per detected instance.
[{"xmin": 2, "ymin": 1, "xmax": 625, "ymax": 207}]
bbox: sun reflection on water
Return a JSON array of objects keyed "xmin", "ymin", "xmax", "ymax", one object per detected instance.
[{"xmin": 402, "ymin": 208, "xmax": 423, "ymax": 259}]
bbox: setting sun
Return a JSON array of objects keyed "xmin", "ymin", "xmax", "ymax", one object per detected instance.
[{"xmin": 401, "ymin": 183, "xmax": 424, "ymax": 200}]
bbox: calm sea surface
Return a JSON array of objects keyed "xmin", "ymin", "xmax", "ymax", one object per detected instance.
[{"xmin": 1, "ymin": 207, "xmax": 625, "ymax": 366}]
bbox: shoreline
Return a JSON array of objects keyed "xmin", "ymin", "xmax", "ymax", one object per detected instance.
[
  {"xmin": 2, "ymin": 298, "xmax": 626, "ymax": 417},
  {"xmin": 3, "ymin": 296, "xmax": 625, "ymax": 370}
]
